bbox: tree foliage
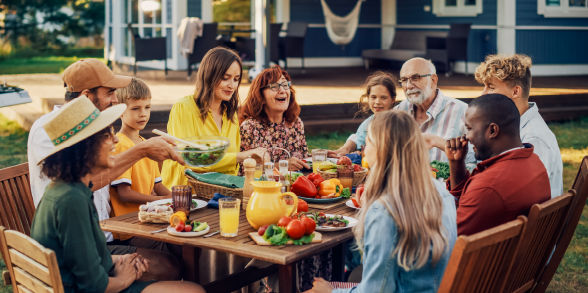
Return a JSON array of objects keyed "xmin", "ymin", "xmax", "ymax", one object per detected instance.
[{"xmin": 0, "ymin": 0, "xmax": 104, "ymax": 53}]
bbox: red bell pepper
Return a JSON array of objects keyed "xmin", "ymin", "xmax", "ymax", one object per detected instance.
[
  {"xmin": 291, "ymin": 176, "xmax": 318, "ymax": 198},
  {"xmin": 307, "ymin": 173, "xmax": 324, "ymax": 189}
]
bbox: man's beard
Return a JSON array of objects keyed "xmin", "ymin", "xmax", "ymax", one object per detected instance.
[{"xmin": 406, "ymin": 80, "xmax": 433, "ymax": 105}]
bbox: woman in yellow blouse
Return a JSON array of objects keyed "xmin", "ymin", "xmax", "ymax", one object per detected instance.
[{"xmin": 162, "ymin": 47, "xmax": 268, "ymax": 187}]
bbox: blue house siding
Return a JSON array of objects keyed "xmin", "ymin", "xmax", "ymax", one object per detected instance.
[
  {"xmin": 517, "ymin": 30, "xmax": 588, "ymax": 64},
  {"xmin": 187, "ymin": 0, "xmax": 201, "ymax": 18},
  {"xmin": 517, "ymin": 0, "xmax": 588, "ymax": 26},
  {"xmin": 290, "ymin": 0, "xmax": 381, "ymax": 57},
  {"xmin": 396, "ymin": 0, "xmax": 496, "ymax": 25}
]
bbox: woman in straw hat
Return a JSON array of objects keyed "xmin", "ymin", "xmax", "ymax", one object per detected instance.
[
  {"xmin": 30, "ymin": 96, "xmax": 204, "ymax": 293},
  {"xmin": 305, "ymin": 111, "xmax": 456, "ymax": 293}
]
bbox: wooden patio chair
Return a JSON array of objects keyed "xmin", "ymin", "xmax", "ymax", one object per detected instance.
[
  {"xmin": 438, "ymin": 216, "xmax": 527, "ymax": 293},
  {"xmin": 0, "ymin": 226, "xmax": 64, "ymax": 293},
  {"xmin": 532, "ymin": 156, "xmax": 588, "ymax": 292},
  {"xmin": 0, "ymin": 163, "xmax": 35, "ymax": 235},
  {"xmin": 502, "ymin": 191, "xmax": 574, "ymax": 293}
]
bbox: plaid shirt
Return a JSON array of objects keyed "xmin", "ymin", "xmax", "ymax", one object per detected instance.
[{"xmin": 395, "ymin": 89, "xmax": 473, "ymax": 162}]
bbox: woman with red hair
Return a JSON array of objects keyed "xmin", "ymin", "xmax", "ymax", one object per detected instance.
[{"xmin": 239, "ymin": 65, "xmax": 310, "ymax": 171}]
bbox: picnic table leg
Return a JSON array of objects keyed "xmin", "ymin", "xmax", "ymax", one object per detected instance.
[
  {"xmin": 278, "ymin": 263, "xmax": 296, "ymax": 293},
  {"xmin": 182, "ymin": 246, "xmax": 201, "ymax": 283},
  {"xmin": 332, "ymin": 243, "xmax": 346, "ymax": 281}
]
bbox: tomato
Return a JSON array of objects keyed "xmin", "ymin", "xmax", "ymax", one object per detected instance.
[
  {"xmin": 351, "ymin": 198, "xmax": 361, "ymax": 208},
  {"xmin": 318, "ymin": 212, "xmax": 326, "ymax": 217},
  {"xmin": 356, "ymin": 184, "xmax": 365, "ymax": 201},
  {"xmin": 301, "ymin": 217, "xmax": 316, "ymax": 235},
  {"xmin": 297, "ymin": 199, "xmax": 309, "ymax": 213},
  {"xmin": 337, "ymin": 156, "xmax": 352, "ymax": 166},
  {"xmin": 258, "ymin": 224, "xmax": 269, "ymax": 236},
  {"xmin": 353, "ymin": 164, "xmax": 362, "ymax": 172},
  {"xmin": 286, "ymin": 219, "xmax": 305, "ymax": 239},
  {"xmin": 277, "ymin": 216, "xmax": 292, "ymax": 227},
  {"xmin": 184, "ymin": 224, "xmax": 192, "ymax": 232},
  {"xmin": 175, "ymin": 222, "xmax": 185, "ymax": 232}
]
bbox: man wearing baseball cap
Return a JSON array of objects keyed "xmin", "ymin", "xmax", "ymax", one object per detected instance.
[{"xmin": 27, "ymin": 59, "xmax": 183, "ymax": 280}]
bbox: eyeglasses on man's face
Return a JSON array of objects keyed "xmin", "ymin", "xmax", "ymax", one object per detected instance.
[
  {"xmin": 264, "ymin": 81, "xmax": 291, "ymax": 92},
  {"xmin": 398, "ymin": 74, "xmax": 433, "ymax": 85}
]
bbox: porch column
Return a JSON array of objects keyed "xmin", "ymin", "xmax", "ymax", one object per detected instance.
[
  {"xmin": 253, "ymin": 0, "xmax": 270, "ymax": 72},
  {"xmin": 497, "ymin": 0, "xmax": 516, "ymax": 55}
]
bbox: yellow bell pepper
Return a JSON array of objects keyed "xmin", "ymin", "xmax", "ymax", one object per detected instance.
[{"xmin": 318, "ymin": 178, "xmax": 343, "ymax": 198}]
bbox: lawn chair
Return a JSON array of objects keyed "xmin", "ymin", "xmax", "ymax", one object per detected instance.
[
  {"xmin": 502, "ymin": 191, "xmax": 574, "ymax": 293},
  {"xmin": 127, "ymin": 23, "xmax": 168, "ymax": 76},
  {"xmin": 532, "ymin": 156, "xmax": 588, "ymax": 292},
  {"xmin": 0, "ymin": 226, "xmax": 64, "ymax": 293},
  {"xmin": 438, "ymin": 216, "xmax": 527, "ymax": 293},
  {"xmin": 279, "ymin": 22, "xmax": 308, "ymax": 70},
  {"xmin": 187, "ymin": 23, "xmax": 219, "ymax": 77},
  {"xmin": 0, "ymin": 163, "xmax": 35, "ymax": 235}
]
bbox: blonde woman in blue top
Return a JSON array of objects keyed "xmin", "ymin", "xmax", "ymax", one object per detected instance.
[{"xmin": 306, "ymin": 111, "xmax": 457, "ymax": 293}]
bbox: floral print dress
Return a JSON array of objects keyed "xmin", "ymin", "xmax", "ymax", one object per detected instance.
[
  {"xmin": 240, "ymin": 117, "xmax": 309, "ymax": 163},
  {"xmin": 240, "ymin": 116, "xmax": 332, "ymax": 291}
]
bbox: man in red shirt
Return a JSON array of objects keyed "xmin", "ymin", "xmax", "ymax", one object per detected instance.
[{"xmin": 445, "ymin": 93, "xmax": 550, "ymax": 235}]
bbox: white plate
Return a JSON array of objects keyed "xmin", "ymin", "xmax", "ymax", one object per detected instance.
[
  {"xmin": 314, "ymin": 214, "xmax": 358, "ymax": 232},
  {"xmin": 166, "ymin": 225, "xmax": 210, "ymax": 237},
  {"xmin": 147, "ymin": 196, "xmax": 208, "ymax": 212},
  {"xmin": 345, "ymin": 199, "xmax": 360, "ymax": 210}
]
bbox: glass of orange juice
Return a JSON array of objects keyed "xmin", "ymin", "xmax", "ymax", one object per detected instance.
[{"xmin": 219, "ymin": 197, "xmax": 240, "ymax": 237}]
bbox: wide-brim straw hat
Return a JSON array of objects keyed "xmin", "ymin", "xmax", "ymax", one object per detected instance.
[{"xmin": 38, "ymin": 95, "xmax": 126, "ymax": 164}]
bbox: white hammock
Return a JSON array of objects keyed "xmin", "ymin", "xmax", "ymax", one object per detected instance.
[{"xmin": 320, "ymin": 0, "xmax": 363, "ymax": 45}]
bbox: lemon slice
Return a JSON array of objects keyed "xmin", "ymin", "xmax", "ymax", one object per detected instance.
[{"xmin": 169, "ymin": 211, "xmax": 187, "ymax": 227}]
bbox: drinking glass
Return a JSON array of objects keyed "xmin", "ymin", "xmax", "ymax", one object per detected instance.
[
  {"xmin": 219, "ymin": 197, "xmax": 241, "ymax": 237},
  {"xmin": 172, "ymin": 185, "xmax": 192, "ymax": 214},
  {"xmin": 311, "ymin": 149, "xmax": 327, "ymax": 173},
  {"xmin": 264, "ymin": 161, "xmax": 275, "ymax": 181},
  {"xmin": 337, "ymin": 165, "xmax": 354, "ymax": 189}
]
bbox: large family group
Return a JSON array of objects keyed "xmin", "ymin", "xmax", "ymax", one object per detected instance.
[{"xmin": 23, "ymin": 46, "xmax": 563, "ymax": 292}]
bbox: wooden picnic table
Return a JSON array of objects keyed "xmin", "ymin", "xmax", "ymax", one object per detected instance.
[{"xmin": 100, "ymin": 200, "xmax": 358, "ymax": 293}]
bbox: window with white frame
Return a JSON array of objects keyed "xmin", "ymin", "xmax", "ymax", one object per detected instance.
[
  {"xmin": 433, "ymin": 0, "xmax": 483, "ymax": 17},
  {"xmin": 538, "ymin": 0, "xmax": 588, "ymax": 17}
]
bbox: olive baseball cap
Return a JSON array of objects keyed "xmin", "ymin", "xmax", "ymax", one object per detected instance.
[{"xmin": 62, "ymin": 58, "xmax": 131, "ymax": 92}]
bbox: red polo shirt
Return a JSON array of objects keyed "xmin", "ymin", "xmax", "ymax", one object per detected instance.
[{"xmin": 450, "ymin": 145, "xmax": 550, "ymax": 235}]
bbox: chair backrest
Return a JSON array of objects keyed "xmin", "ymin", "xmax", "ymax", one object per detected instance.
[
  {"xmin": 503, "ymin": 191, "xmax": 574, "ymax": 293},
  {"xmin": 448, "ymin": 23, "xmax": 471, "ymax": 38},
  {"xmin": 391, "ymin": 30, "xmax": 447, "ymax": 50},
  {"xmin": 286, "ymin": 21, "xmax": 307, "ymax": 38},
  {"xmin": 0, "ymin": 163, "xmax": 35, "ymax": 235},
  {"xmin": 189, "ymin": 22, "xmax": 219, "ymax": 64},
  {"xmin": 438, "ymin": 216, "xmax": 527, "ymax": 293},
  {"xmin": 269, "ymin": 23, "xmax": 283, "ymax": 63},
  {"xmin": 0, "ymin": 226, "xmax": 64, "ymax": 293},
  {"xmin": 533, "ymin": 156, "xmax": 588, "ymax": 292},
  {"xmin": 447, "ymin": 23, "xmax": 471, "ymax": 60}
]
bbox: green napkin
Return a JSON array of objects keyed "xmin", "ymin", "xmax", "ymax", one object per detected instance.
[{"xmin": 185, "ymin": 170, "xmax": 244, "ymax": 188}]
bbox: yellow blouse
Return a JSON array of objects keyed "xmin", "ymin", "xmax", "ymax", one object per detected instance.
[{"xmin": 161, "ymin": 96, "xmax": 240, "ymax": 188}]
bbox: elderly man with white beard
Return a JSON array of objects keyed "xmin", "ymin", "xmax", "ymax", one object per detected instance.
[{"xmin": 394, "ymin": 57, "xmax": 474, "ymax": 163}]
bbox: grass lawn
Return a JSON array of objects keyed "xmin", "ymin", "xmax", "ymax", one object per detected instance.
[
  {"xmin": 0, "ymin": 56, "xmax": 104, "ymax": 75},
  {"xmin": 0, "ymin": 114, "xmax": 586, "ymax": 292}
]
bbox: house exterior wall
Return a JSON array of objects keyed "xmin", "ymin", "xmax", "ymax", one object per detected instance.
[
  {"xmin": 289, "ymin": 0, "xmax": 382, "ymax": 59},
  {"xmin": 187, "ymin": 0, "xmax": 202, "ymax": 18},
  {"xmin": 516, "ymin": 0, "xmax": 588, "ymax": 65}
]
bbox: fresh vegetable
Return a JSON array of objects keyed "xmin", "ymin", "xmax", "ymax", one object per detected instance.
[
  {"xmin": 351, "ymin": 198, "xmax": 360, "ymax": 208},
  {"xmin": 301, "ymin": 217, "xmax": 316, "ymax": 235},
  {"xmin": 352, "ymin": 164, "xmax": 362, "ymax": 172},
  {"xmin": 318, "ymin": 178, "xmax": 344, "ymax": 198},
  {"xmin": 258, "ymin": 224, "xmax": 269, "ymax": 236},
  {"xmin": 286, "ymin": 219, "xmax": 305, "ymax": 240},
  {"xmin": 306, "ymin": 212, "xmax": 349, "ymax": 228},
  {"xmin": 297, "ymin": 199, "xmax": 309, "ymax": 213},
  {"xmin": 362, "ymin": 157, "xmax": 369, "ymax": 169},
  {"xmin": 263, "ymin": 224, "xmax": 289, "ymax": 246},
  {"xmin": 291, "ymin": 234, "xmax": 314, "ymax": 246},
  {"xmin": 337, "ymin": 156, "xmax": 352, "ymax": 166},
  {"xmin": 184, "ymin": 224, "xmax": 192, "ymax": 232},
  {"xmin": 170, "ymin": 211, "xmax": 188, "ymax": 227},
  {"xmin": 356, "ymin": 184, "xmax": 365, "ymax": 201},
  {"xmin": 278, "ymin": 216, "xmax": 292, "ymax": 227},
  {"xmin": 175, "ymin": 221, "xmax": 185, "ymax": 232},
  {"xmin": 340, "ymin": 187, "xmax": 351, "ymax": 199},
  {"xmin": 291, "ymin": 176, "xmax": 318, "ymax": 198},
  {"xmin": 431, "ymin": 161, "xmax": 450, "ymax": 179},
  {"xmin": 307, "ymin": 173, "xmax": 325, "ymax": 188},
  {"xmin": 181, "ymin": 147, "xmax": 226, "ymax": 167},
  {"xmin": 192, "ymin": 222, "xmax": 208, "ymax": 232},
  {"xmin": 317, "ymin": 161, "xmax": 337, "ymax": 171}
]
